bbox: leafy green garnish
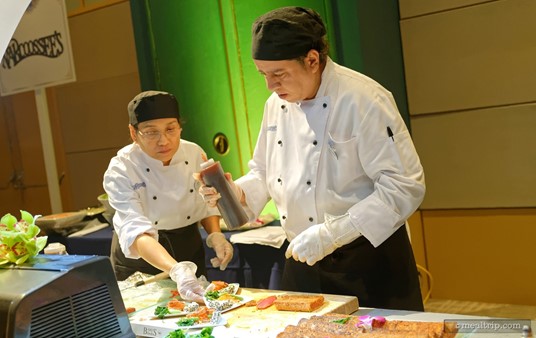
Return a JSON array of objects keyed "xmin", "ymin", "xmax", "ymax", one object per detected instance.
[
  {"xmin": 204, "ymin": 290, "xmax": 220, "ymax": 300},
  {"xmin": 165, "ymin": 327, "xmax": 213, "ymax": 338},
  {"xmin": 196, "ymin": 327, "xmax": 214, "ymax": 338},
  {"xmin": 165, "ymin": 330, "xmax": 186, "ymax": 338},
  {"xmin": 332, "ymin": 316, "xmax": 351, "ymax": 324},
  {"xmin": 176, "ymin": 317, "xmax": 199, "ymax": 326},
  {"xmin": 0, "ymin": 211, "xmax": 47, "ymax": 265},
  {"xmin": 154, "ymin": 306, "xmax": 170, "ymax": 319}
]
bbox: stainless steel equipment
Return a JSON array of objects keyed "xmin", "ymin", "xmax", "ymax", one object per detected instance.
[{"xmin": 0, "ymin": 254, "xmax": 134, "ymax": 338}]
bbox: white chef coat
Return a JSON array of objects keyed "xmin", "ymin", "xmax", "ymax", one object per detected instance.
[
  {"xmin": 237, "ymin": 58, "xmax": 425, "ymax": 247},
  {"xmin": 103, "ymin": 140, "xmax": 219, "ymax": 259}
]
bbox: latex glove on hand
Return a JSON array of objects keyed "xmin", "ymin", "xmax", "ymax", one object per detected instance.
[
  {"xmin": 169, "ymin": 261, "xmax": 205, "ymax": 303},
  {"xmin": 206, "ymin": 232, "xmax": 233, "ymax": 270},
  {"xmin": 199, "ymin": 185, "xmax": 220, "ymax": 207},
  {"xmin": 285, "ymin": 213, "xmax": 362, "ymax": 266},
  {"xmin": 193, "ymin": 172, "xmax": 244, "ymax": 207}
]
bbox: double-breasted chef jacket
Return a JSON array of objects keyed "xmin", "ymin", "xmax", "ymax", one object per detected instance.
[
  {"xmin": 104, "ymin": 140, "xmax": 219, "ymax": 259},
  {"xmin": 237, "ymin": 57, "xmax": 425, "ymax": 249}
]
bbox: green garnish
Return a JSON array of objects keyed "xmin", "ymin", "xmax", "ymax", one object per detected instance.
[
  {"xmin": 204, "ymin": 290, "xmax": 220, "ymax": 300},
  {"xmin": 332, "ymin": 317, "xmax": 351, "ymax": 324},
  {"xmin": 165, "ymin": 330, "xmax": 186, "ymax": 338},
  {"xmin": 196, "ymin": 327, "xmax": 214, "ymax": 338},
  {"xmin": 176, "ymin": 317, "xmax": 199, "ymax": 326},
  {"xmin": 154, "ymin": 306, "xmax": 170, "ymax": 319},
  {"xmin": 165, "ymin": 327, "xmax": 214, "ymax": 338}
]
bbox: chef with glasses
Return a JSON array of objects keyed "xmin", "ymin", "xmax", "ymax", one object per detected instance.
[{"xmin": 103, "ymin": 91, "xmax": 233, "ymax": 303}]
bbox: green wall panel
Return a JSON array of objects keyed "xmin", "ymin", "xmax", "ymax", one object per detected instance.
[{"xmin": 332, "ymin": 0, "xmax": 410, "ymax": 129}]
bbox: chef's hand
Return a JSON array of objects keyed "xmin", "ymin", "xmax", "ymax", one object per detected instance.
[
  {"xmin": 169, "ymin": 261, "xmax": 205, "ymax": 303},
  {"xmin": 193, "ymin": 172, "xmax": 243, "ymax": 207},
  {"xmin": 206, "ymin": 232, "xmax": 234, "ymax": 270},
  {"xmin": 285, "ymin": 213, "xmax": 362, "ymax": 266}
]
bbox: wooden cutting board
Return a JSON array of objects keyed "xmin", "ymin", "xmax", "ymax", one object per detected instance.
[
  {"xmin": 216, "ymin": 288, "xmax": 359, "ymax": 337},
  {"xmin": 121, "ymin": 280, "xmax": 358, "ymax": 337}
]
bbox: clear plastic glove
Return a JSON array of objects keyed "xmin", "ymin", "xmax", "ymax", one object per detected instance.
[
  {"xmin": 193, "ymin": 172, "xmax": 243, "ymax": 207},
  {"xmin": 169, "ymin": 261, "xmax": 205, "ymax": 303},
  {"xmin": 285, "ymin": 213, "xmax": 362, "ymax": 266},
  {"xmin": 199, "ymin": 185, "xmax": 220, "ymax": 207},
  {"xmin": 206, "ymin": 232, "xmax": 233, "ymax": 270}
]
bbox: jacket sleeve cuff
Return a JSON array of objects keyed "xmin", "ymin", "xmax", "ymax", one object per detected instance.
[
  {"xmin": 118, "ymin": 224, "xmax": 158, "ymax": 259},
  {"xmin": 348, "ymin": 194, "xmax": 402, "ymax": 247}
]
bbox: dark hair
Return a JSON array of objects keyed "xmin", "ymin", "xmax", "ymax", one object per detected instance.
[{"xmin": 295, "ymin": 35, "xmax": 329, "ymax": 66}]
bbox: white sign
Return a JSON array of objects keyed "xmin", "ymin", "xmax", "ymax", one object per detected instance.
[
  {"xmin": 0, "ymin": 0, "xmax": 31, "ymax": 60},
  {"xmin": 0, "ymin": 0, "xmax": 76, "ymax": 96}
]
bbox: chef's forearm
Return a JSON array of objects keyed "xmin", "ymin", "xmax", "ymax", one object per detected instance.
[
  {"xmin": 200, "ymin": 215, "xmax": 222, "ymax": 234},
  {"xmin": 134, "ymin": 234, "xmax": 177, "ymax": 272}
]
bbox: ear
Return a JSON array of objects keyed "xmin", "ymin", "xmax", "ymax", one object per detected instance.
[
  {"xmin": 305, "ymin": 49, "xmax": 320, "ymax": 72},
  {"xmin": 128, "ymin": 124, "xmax": 138, "ymax": 143}
]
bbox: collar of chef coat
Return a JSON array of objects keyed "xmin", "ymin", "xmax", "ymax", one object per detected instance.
[{"xmin": 314, "ymin": 57, "xmax": 336, "ymax": 99}]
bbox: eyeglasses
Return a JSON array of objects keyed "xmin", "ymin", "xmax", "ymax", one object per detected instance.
[{"xmin": 138, "ymin": 126, "xmax": 182, "ymax": 141}]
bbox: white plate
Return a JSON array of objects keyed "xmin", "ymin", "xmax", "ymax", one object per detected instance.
[
  {"xmin": 151, "ymin": 302, "xmax": 200, "ymax": 319},
  {"xmin": 175, "ymin": 316, "xmax": 226, "ymax": 329},
  {"xmin": 130, "ymin": 315, "xmax": 226, "ymax": 337},
  {"xmin": 205, "ymin": 282, "xmax": 239, "ymax": 295},
  {"xmin": 203, "ymin": 282, "xmax": 241, "ymax": 312},
  {"xmin": 204, "ymin": 293, "xmax": 252, "ymax": 313}
]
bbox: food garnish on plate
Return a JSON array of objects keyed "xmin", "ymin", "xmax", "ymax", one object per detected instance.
[
  {"xmin": 203, "ymin": 281, "xmax": 247, "ymax": 311},
  {"xmin": 153, "ymin": 300, "xmax": 200, "ymax": 319}
]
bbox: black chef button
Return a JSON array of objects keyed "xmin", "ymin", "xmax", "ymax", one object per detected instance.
[
  {"xmin": 323, "ymin": 103, "xmax": 327, "ymax": 108},
  {"xmin": 155, "ymin": 221, "xmax": 158, "ymax": 225},
  {"xmin": 281, "ymin": 105, "xmax": 286, "ymax": 109},
  {"xmin": 187, "ymin": 216, "xmax": 191, "ymax": 220},
  {"xmin": 278, "ymin": 140, "xmax": 282, "ymax": 145},
  {"xmin": 185, "ymin": 161, "xmax": 189, "ymax": 165},
  {"xmin": 309, "ymin": 217, "xmax": 314, "ymax": 222},
  {"xmin": 190, "ymin": 189, "xmax": 194, "ymax": 193},
  {"xmin": 306, "ymin": 180, "xmax": 311, "ymax": 185},
  {"xmin": 153, "ymin": 196, "xmax": 157, "ymax": 200},
  {"xmin": 282, "ymin": 215, "xmax": 287, "ymax": 220},
  {"xmin": 277, "ymin": 178, "xmax": 282, "ymax": 182},
  {"xmin": 146, "ymin": 168, "xmax": 150, "ymax": 172},
  {"xmin": 313, "ymin": 140, "xmax": 318, "ymax": 145}
]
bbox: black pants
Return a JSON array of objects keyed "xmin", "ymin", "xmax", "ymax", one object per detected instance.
[
  {"xmin": 281, "ymin": 225, "xmax": 424, "ymax": 311},
  {"xmin": 110, "ymin": 223, "xmax": 206, "ymax": 281}
]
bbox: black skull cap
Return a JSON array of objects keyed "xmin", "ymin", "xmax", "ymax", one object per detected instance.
[{"xmin": 251, "ymin": 6, "xmax": 327, "ymax": 61}]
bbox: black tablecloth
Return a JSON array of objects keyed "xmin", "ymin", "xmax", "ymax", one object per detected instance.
[
  {"xmin": 47, "ymin": 224, "xmax": 114, "ymax": 256},
  {"xmin": 200, "ymin": 226, "xmax": 287, "ymax": 290}
]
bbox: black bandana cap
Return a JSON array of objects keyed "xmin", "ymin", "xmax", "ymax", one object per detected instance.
[
  {"xmin": 251, "ymin": 6, "xmax": 327, "ymax": 61},
  {"xmin": 128, "ymin": 91, "xmax": 180, "ymax": 125}
]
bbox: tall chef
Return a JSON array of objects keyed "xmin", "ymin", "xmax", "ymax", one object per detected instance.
[
  {"xmin": 104, "ymin": 90, "xmax": 233, "ymax": 303},
  {"xmin": 198, "ymin": 7, "xmax": 426, "ymax": 311}
]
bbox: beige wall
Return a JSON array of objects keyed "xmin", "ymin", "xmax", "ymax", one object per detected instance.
[
  {"xmin": 0, "ymin": 1, "xmax": 138, "ymax": 214},
  {"xmin": 51, "ymin": 1, "xmax": 140, "ymax": 210},
  {"xmin": 400, "ymin": 0, "xmax": 536, "ymax": 305}
]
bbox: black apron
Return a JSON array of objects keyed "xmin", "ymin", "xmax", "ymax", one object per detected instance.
[
  {"xmin": 281, "ymin": 225, "xmax": 424, "ymax": 311},
  {"xmin": 110, "ymin": 223, "xmax": 206, "ymax": 281}
]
